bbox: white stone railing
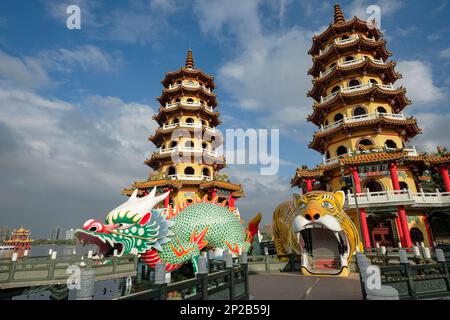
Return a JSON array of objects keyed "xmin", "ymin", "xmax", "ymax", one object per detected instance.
[
  {"xmin": 319, "ymin": 35, "xmax": 360, "ymax": 56},
  {"xmin": 319, "ymin": 112, "xmax": 406, "ymax": 132},
  {"xmin": 167, "ymin": 83, "xmax": 212, "ymax": 93},
  {"xmin": 162, "ymin": 122, "xmax": 202, "ymax": 130},
  {"xmin": 317, "ymin": 83, "xmax": 398, "ymax": 105},
  {"xmin": 168, "ymin": 174, "xmax": 213, "ymax": 181},
  {"xmin": 158, "ymin": 146, "xmax": 218, "ymax": 157},
  {"xmin": 345, "ymin": 189, "xmax": 450, "ymax": 208},
  {"xmin": 318, "ymin": 57, "xmax": 387, "ymax": 79}
]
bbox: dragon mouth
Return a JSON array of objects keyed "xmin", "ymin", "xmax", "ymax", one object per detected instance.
[
  {"xmin": 74, "ymin": 229, "xmax": 124, "ymax": 258},
  {"xmin": 293, "ymin": 216, "xmax": 349, "ymax": 274}
]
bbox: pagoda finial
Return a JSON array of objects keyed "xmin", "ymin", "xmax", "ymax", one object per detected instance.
[
  {"xmin": 185, "ymin": 49, "xmax": 194, "ymax": 69},
  {"xmin": 334, "ymin": 4, "xmax": 345, "ymax": 24}
]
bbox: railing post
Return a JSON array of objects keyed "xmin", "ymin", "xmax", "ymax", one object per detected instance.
[
  {"xmin": 8, "ymin": 252, "xmax": 18, "ymax": 282},
  {"xmin": 197, "ymin": 256, "xmax": 209, "ymax": 300},
  {"xmin": 154, "ymin": 262, "xmax": 168, "ymax": 300},
  {"xmin": 240, "ymin": 252, "xmax": 250, "ymax": 299},
  {"xmin": 264, "ymin": 247, "xmax": 270, "ymax": 272},
  {"xmin": 225, "ymin": 254, "xmax": 235, "ymax": 300},
  {"xmin": 436, "ymin": 249, "xmax": 450, "ymax": 292},
  {"xmin": 48, "ymin": 251, "xmax": 57, "ymax": 280},
  {"xmin": 399, "ymin": 249, "xmax": 417, "ymax": 299}
]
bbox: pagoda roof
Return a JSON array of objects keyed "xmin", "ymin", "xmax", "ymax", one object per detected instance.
[
  {"xmin": 309, "ymin": 16, "xmax": 383, "ymax": 56},
  {"xmin": 123, "ymin": 179, "xmax": 243, "ymax": 196},
  {"xmin": 291, "ymin": 151, "xmax": 450, "ymax": 187},
  {"xmin": 145, "ymin": 152, "xmax": 225, "ymax": 170},
  {"xmin": 309, "ymin": 37, "xmax": 392, "ymax": 76},
  {"xmin": 161, "ymin": 68, "xmax": 215, "ymax": 89},
  {"xmin": 156, "ymin": 85, "xmax": 217, "ymax": 107},
  {"xmin": 308, "ymin": 59, "xmax": 401, "ymax": 100},
  {"xmin": 153, "ymin": 104, "xmax": 221, "ymax": 127},
  {"xmin": 309, "ymin": 116, "xmax": 421, "ymax": 153},
  {"xmin": 149, "ymin": 126, "xmax": 224, "ymax": 147},
  {"xmin": 308, "ymin": 85, "xmax": 411, "ymax": 126}
]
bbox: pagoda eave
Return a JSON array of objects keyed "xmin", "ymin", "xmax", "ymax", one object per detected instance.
[
  {"xmin": 161, "ymin": 67, "xmax": 216, "ymax": 89},
  {"xmin": 153, "ymin": 106, "xmax": 221, "ymax": 127},
  {"xmin": 309, "ymin": 16, "xmax": 384, "ymax": 55}
]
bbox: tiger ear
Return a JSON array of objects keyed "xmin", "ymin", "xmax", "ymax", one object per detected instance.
[{"xmin": 333, "ymin": 191, "xmax": 345, "ymax": 207}]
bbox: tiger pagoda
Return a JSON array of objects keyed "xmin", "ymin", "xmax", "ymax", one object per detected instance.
[
  {"xmin": 291, "ymin": 5, "xmax": 450, "ymax": 249},
  {"xmin": 123, "ymin": 50, "xmax": 244, "ymax": 213}
]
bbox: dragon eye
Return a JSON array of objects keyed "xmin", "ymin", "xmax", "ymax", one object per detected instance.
[
  {"xmin": 115, "ymin": 223, "xmax": 129, "ymax": 229},
  {"xmin": 322, "ymin": 201, "xmax": 333, "ymax": 208}
]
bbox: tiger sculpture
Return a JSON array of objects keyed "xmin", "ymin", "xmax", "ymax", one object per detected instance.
[{"xmin": 273, "ymin": 191, "xmax": 362, "ymax": 277}]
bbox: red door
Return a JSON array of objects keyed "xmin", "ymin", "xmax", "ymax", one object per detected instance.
[{"xmin": 371, "ymin": 223, "xmax": 394, "ymax": 247}]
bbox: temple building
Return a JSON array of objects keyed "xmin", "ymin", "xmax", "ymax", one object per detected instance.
[
  {"xmin": 291, "ymin": 5, "xmax": 450, "ymax": 249},
  {"xmin": 3, "ymin": 226, "xmax": 33, "ymax": 251},
  {"xmin": 123, "ymin": 50, "xmax": 244, "ymax": 212}
]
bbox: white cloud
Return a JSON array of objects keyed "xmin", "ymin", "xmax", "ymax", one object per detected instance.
[
  {"xmin": 194, "ymin": 1, "xmax": 314, "ymax": 132},
  {"xmin": 414, "ymin": 113, "xmax": 450, "ymax": 151},
  {"xmin": 39, "ymin": 45, "xmax": 123, "ymax": 73},
  {"xmin": 347, "ymin": 0, "xmax": 404, "ymax": 20},
  {"xmin": 397, "ymin": 60, "xmax": 445, "ymax": 105},
  {"xmin": 439, "ymin": 48, "xmax": 450, "ymax": 59},
  {"xmin": 0, "ymin": 84, "xmax": 156, "ymax": 236},
  {"xmin": 0, "ymin": 50, "xmax": 50, "ymax": 89}
]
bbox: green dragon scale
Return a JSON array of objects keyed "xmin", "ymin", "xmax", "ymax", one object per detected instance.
[{"xmin": 75, "ymin": 188, "xmax": 257, "ymax": 272}]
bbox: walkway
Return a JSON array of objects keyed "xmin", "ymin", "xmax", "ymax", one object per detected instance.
[{"xmin": 249, "ymin": 273, "xmax": 363, "ymax": 300}]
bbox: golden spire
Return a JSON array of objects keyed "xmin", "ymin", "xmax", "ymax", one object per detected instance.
[
  {"xmin": 185, "ymin": 49, "xmax": 194, "ymax": 69},
  {"xmin": 334, "ymin": 4, "xmax": 345, "ymax": 24}
]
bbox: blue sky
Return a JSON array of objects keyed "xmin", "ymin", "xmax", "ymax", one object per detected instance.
[{"xmin": 0, "ymin": 0, "xmax": 449, "ymax": 238}]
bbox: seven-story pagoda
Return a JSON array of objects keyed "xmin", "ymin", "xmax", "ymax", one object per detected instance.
[
  {"xmin": 291, "ymin": 5, "xmax": 450, "ymax": 249},
  {"xmin": 123, "ymin": 50, "xmax": 244, "ymax": 212}
]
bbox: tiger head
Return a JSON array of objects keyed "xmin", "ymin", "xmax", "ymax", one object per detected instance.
[{"xmin": 289, "ymin": 191, "xmax": 362, "ymax": 275}]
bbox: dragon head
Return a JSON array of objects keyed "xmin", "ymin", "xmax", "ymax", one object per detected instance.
[{"xmin": 75, "ymin": 187, "xmax": 173, "ymax": 257}]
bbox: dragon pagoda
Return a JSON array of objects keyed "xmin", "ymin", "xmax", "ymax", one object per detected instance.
[{"xmin": 123, "ymin": 50, "xmax": 244, "ymax": 213}]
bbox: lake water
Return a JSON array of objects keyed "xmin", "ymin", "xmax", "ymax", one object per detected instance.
[{"xmin": 0, "ymin": 245, "xmax": 153, "ymax": 300}]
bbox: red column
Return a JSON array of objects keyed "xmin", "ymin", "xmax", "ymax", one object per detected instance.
[
  {"xmin": 389, "ymin": 162, "xmax": 413, "ymax": 248},
  {"xmin": 440, "ymin": 165, "xmax": 450, "ymax": 192},
  {"xmin": 211, "ymin": 188, "xmax": 217, "ymax": 200},
  {"xmin": 351, "ymin": 166, "xmax": 371, "ymax": 249},
  {"xmin": 304, "ymin": 179, "xmax": 314, "ymax": 192},
  {"xmin": 228, "ymin": 194, "xmax": 235, "ymax": 208},
  {"xmin": 422, "ymin": 214, "xmax": 435, "ymax": 247},
  {"xmin": 395, "ymin": 215, "xmax": 404, "ymax": 246},
  {"xmin": 164, "ymin": 188, "xmax": 172, "ymax": 208}
]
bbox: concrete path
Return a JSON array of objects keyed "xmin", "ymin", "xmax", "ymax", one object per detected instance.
[{"xmin": 249, "ymin": 272, "xmax": 363, "ymax": 300}]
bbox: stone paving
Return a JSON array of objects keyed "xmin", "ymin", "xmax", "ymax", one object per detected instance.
[{"xmin": 249, "ymin": 272, "xmax": 363, "ymax": 300}]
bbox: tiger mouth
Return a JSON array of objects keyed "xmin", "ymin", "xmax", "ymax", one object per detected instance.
[
  {"xmin": 75, "ymin": 229, "xmax": 125, "ymax": 258},
  {"xmin": 293, "ymin": 216, "xmax": 350, "ymax": 273}
]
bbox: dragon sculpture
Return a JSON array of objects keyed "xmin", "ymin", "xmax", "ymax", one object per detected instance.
[
  {"xmin": 75, "ymin": 188, "xmax": 259, "ymax": 272},
  {"xmin": 273, "ymin": 191, "xmax": 362, "ymax": 277}
]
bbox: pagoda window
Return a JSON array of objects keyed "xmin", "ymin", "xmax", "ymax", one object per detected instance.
[
  {"xmin": 329, "ymin": 62, "xmax": 337, "ymax": 69},
  {"xmin": 331, "ymin": 86, "xmax": 340, "ymax": 93},
  {"xmin": 369, "ymin": 79, "xmax": 379, "ymax": 84},
  {"xmin": 167, "ymin": 166, "xmax": 176, "ymax": 175},
  {"xmin": 410, "ymin": 228, "xmax": 424, "ymax": 243},
  {"xmin": 341, "ymin": 35, "xmax": 350, "ymax": 40},
  {"xmin": 326, "ymin": 151, "xmax": 331, "ymax": 159},
  {"xmin": 170, "ymin": 141, "xmax": 178, "ymax": 148},
  {"xmin": 385, "ymin": 139, "xmax": 397, "ymax": 149},
  {"xmin": 377, "ymin": 106, "xmax": 387, "ymax": 113},
  {"xmin": 172, "ymin": 117, "xmax": 180, "ymax": 124},
  {"xmin": 348, "ymin": 79, "xmax": 360, "ymax": 87},
  {"xmin": 201, "ymin": 100, "xmax": 205, "ymax": 105},
  {"xmin": 399, "ymin": 182, "xmax": 409, "ymax": 190},
  {"xmin": 185, "ymin": 140, "xmax": 194, "ymax": 148},
  {"xmin": 186, "ymin": 117, "xmax": 194, "ymax": 124},
  {"xmin": 177, "ymin": 80, "xmax": 182, "ymax": 85},
  {"xmin": 202, "ymin": 142, "xmax": 208, "ymax": 149},
  {"xmin": 188, "ymin": 80, "xmax": 194, "ymax": 85},
  {"xmin": 336, "ymin": 146, "xmax": 348, "ymax": 156},
  {"xmin": 202, "ymin": 167, "xmax": 211, "ymax": 177},
  {"xmin": 345, "ymin": 56, "xmax": 355, "ymax": 62},
  {"xmin": 365, "ymin": 180, "xmax": 384, "ymax": 192},
  {"xmin": 184, "ymin": 167, "xmax": 195, "ymax": 175},
  {"xmin": 353, "ymin": 106, "xmax": 367, "ymax": 116},
  {"xmin": 186, "ymin": 98, "xmax": 194, "ymax": 104},
  {"xmin": 334, "ymin": 113, "xmax": 344, "ymax": 122},
  {"xmin": 175, "ymin": 98, "xmax": 181, "ymax": 103}
]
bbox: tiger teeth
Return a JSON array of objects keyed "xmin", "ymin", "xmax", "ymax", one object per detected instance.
[{"xmin": 334, "ymin": 232, "xmax": 341, "ymax": 243}]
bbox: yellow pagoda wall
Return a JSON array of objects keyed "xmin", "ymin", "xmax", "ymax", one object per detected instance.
[{"xmin": 325, "ymin": 101, "xmax": 395, "ymax": 124}]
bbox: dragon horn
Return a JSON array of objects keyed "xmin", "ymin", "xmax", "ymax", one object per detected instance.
[{"xmin": 129, "ymin": 189, "xmax": 139, "ymax": 202}]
